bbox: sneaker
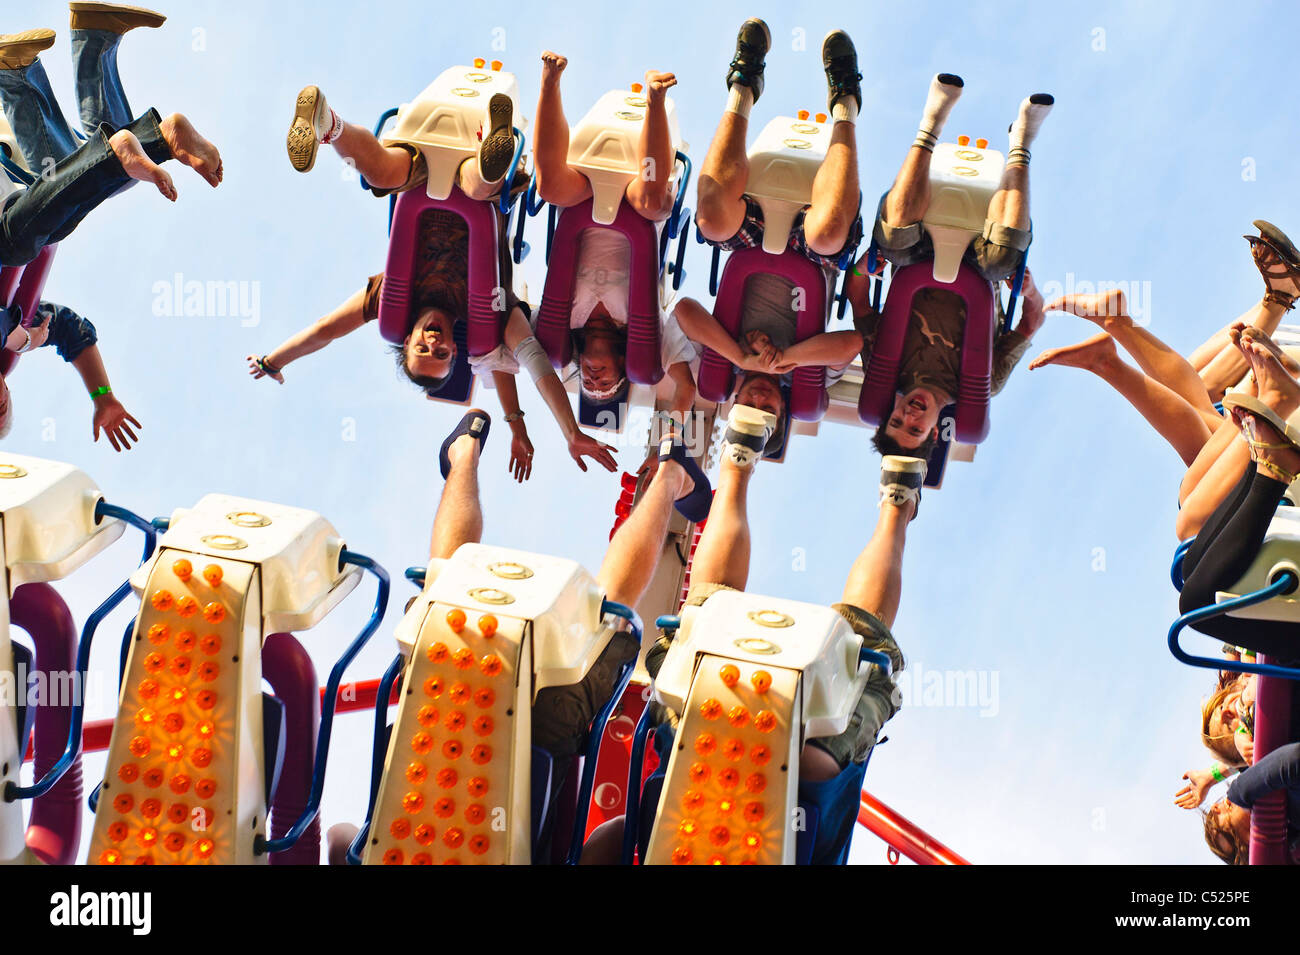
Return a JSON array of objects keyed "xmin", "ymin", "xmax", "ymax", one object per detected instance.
[
  {"xmin": 725, "ymin": 18, "xmax": 770, "ymax": 103},
  {"xmin": 68, "ymin": 3, "xmax": 166, "ymax": 34},
  {"xmin": 821, "ymin": 29, "xmax": 862, "ymax": 113},
  {"xmin": 478, "ymin": 93, "xmax": 515, "ymax": 185},
  {"xmin": 721, "ymin": 404, "xmax": 776, "ymax": 469},
  {"xmin": 0, "ymin": 29, "xmax": 55, "ymax": 71},
  {"xmin": 879, "ymin": 455, "xmax": 926, "ymax": 518},
  {"xmin": 287, "ymin": 85, "xmax": 331, "ymax": 173}
]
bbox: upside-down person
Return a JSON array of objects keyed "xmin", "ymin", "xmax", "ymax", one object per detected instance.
[
  {"xmin": 677, "ymin": 19, "xmax": 865, "ymax": 412},
  {"xmin": 325, "ymin": 406, "xmax": 714, "ymax": 864},
  {"xmin": 1029, "ymin": 221, "xmax": 1300, "ymax": 539},
  {"xmin": 248, "ymin": 81, "xmax": 617, "ymax": 479},
  {"xmin": 0, "ymin": 4, "xmax": 222, "ymax": 267},
  {"xmin": 843, "ymin": 73, "xmax": 1052, "ymax": 458},
  {"xmin": 581, "ymin": 405, "xmax": 921, "ymax": 864},
  {"xmin": 0, "ymin": 299, "xmax": 141, "ymax": 449},
  {"xmin": 529, "ymin": 52, "xmax": 698, "ymax": 420},
  {"xmin": 0, "ymin": 3, "xmax": 220, "ymax": 444}
]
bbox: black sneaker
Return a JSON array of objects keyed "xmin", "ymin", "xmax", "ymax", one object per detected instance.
[
  {"xmin": 821, "ymin": 29, "xmax": 862, "ymax": 113},
  {"xmin": 726, "ymin": 18, "xmax": 770, "ymax": 103},
  {"xmin": 478, "ymin": 93, "xmax": 516, "ymax": 185}
]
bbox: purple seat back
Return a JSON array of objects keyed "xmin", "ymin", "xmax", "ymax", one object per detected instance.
[
  {"xmin": 1, "ymin": 244, "xmax": 58, "ymax": 377},
  {"xmin": 856, "ymin": 259, "xmax": 994, "ymax": 444},
  {"xmin": 697, "ymin": 247, "xmax": 832, "ymax": 422},
  {"xmin": 378, "ymin": 186, "xmax": 504, "ymax": 358},
  {"xmin": 535, "ymin": 198, "xmax": 664, "ymax": 385},
  {"xmin": 1248, "ymin": 665, "xmax": 1294, "ymax": 865}
]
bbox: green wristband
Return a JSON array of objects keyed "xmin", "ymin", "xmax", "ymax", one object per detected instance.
[
  {"xmin": 89, "ymin": 385, "xmax": 112, "ymax": 399},
  {"xmin": 1211, "ymin": 765, "xmax": 1226, "ymax": 783}
]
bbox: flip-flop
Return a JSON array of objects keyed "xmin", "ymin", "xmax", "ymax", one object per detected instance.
[
  {"xmin": 1221, "ymin": 392, "xmax": 1300, "ymax": 454},
  {"xmin": 658, "ymin": 436, "xmax": 712, "ymax": 522},
  {"xmin": 439, "ymin": 410, "xmax": 491, "ymax": 479}
]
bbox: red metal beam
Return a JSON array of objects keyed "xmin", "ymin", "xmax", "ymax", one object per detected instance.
[
  {"xmin": 857, "ymin": 789, "xmax": 971, "ymax": 865},
  {"xmin": 23, "ymin": 678, "xmax": 400, "ymax": 762}
]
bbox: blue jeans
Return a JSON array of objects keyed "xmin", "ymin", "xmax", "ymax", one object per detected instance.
[
  {"xmin": 0, "ymin": 31, "xmax": 165, "ymax": 266},
  {"xmin": 0, "ymin": 29, "xmax": 134, "ymax": 169}
]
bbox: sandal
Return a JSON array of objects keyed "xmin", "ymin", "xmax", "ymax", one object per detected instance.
[
  {"xmin": 1221, "ymin": 393, "xmax": 1300, "ymax": 484},
  {"xmin": 1244, "ymin": 220, "xmax": 1300, "ymax": 310},
  {"xmin": 658, "ymin": 435, "xmax": 713, "ymax": 522},
  {"xmin": 439, "ymin": 410, "xmax": 491, "ymax": 479}
]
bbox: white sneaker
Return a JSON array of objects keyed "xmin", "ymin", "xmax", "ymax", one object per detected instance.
[
  {"xmin": 721, "ymin": 404, "xmax": 777, "ymax": 469},
  {"xmin": 287, "ymin": 85, "xmax": 332, "ymax": 173},
  {"xmin": 879, "ymin": 455, "xmax": 926, "ymax": 517}
]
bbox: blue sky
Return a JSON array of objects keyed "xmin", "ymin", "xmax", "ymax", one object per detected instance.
[{"xmin": 9, "ymin": 0, "xmax": 1299, "ymax": 865}]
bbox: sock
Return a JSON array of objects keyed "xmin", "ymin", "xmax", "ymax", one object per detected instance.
[
  {"xmin": 913, "ymin": 73, "xmax": 963, "ymax": 152},
  {"xmin": 726, "ymin": 83, "xmax": 753, "ymax": 119},
  {"xmin": 831, "ymin": 98, "xmax": 858, "ymax": 124},
  {"xmin": 320, "ymin": 108, "xmax": 344, "ymax": 145},
  {"xmin": 1007, "ymin": 93, "xmax": 1053, "ymax": 167}
]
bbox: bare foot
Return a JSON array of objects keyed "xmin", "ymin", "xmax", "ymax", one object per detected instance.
[
  {"xmin": 540, "ymin": 51, "xmax": 567, "ymax": 86},
  {"xmin": 644, "ymin": 70, "xmax": 677, "ymax": 102},
  {"xmin": 1044, "ymin": 288, "xmax": 1129, "ymax": 326},
  {"xmin": 1242, "ymin": 337, "xmax": 1300, "ymax": 419},
  {"xmin": 1241, "ymin": 326, "xmax": 1300, "ymax": 377},
  {"xmin": 109, "ymin": 129, "xmax": 176, "ymax": 200},
  {"xmin": 1028, "ymin": 331, "xmax": 1118, "ymax": 373},
  {"xmin": 159, "ymin": 112, "xmax": 223, "ymax": 187}
]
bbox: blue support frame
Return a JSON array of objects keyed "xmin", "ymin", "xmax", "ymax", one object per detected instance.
[
  {"xmin": 258, "ymin": 550, "xmax": 390, "ymax": 855},
  {"xmin": 4, "ymin": 501, "xmax": 157, "ymax": 803},
  {"xmin": 346, "ymin": 651, "xmax": 405, "ymax": 865},
  {"xmin": 1168, "ymin": 572, "xmax": 1300, "ymax": 680}
]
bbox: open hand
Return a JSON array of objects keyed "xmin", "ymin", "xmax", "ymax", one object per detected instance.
[
  {"xmin": 568, "ymin": 431, "xmax": 617, "ymax": 472},
  {"xmin": 246, "ymin": 355, "xmax": 284, "ymax": 384},
  {"xmin": 1173, "ymin": 769, "xmax": 1215, "ymax": 810},
  {"xmin": 93, "ymin": 396, "xmax": 142, "ymax": 452},
  {"xmin": 509, "ymin": 431, "xmax": 534, "ymax": 483}
]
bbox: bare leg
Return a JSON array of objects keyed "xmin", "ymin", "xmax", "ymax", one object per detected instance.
[
  {"xmin": 839, "ymin": 497, "xmax": 914, "ymax": 631},
  {"xmin": 1030, "ymin": 333, "xmax": 1213, "ymax": 466},
  {"xmin": 624, "ymin": 71, "xmax": 677, "ymax": 221},
  {"xmin": 328, "ymin": 121, "xmax": 413, "ymax": 190},
  {"xmin": 1189, "ymin": 299, "xmax": 1286, "ymax": 373},
  {"xmin": 1177, "ymin": 425, "xmax": 1251, "ymax": 540},
  {"xmin": 984, "ymin": 161, "xmax": 1029, "ymax": 233},
  {"xmin": 596, "ymin": 459, "xmax": 690, "ymax": 605},
  {"xmin": 1048, "ymin": 290, "xmax": 1221, "ymax": 425},
  {"xmin": 689, "ymin": 458, "xmax": 754, "ymax": 590},
  {"xmin": 430, "ymin": 425, "xmax": 485, "ymax": 560},
  {"xmin": 1199, "ymin": 302, "xmax": 1290, "ymax": 401},
  {"xmin": 883, "ymin": 145, "xmax": 932, "ymax": 227},
  {"xmin": 533, "ymin": 52, "xmax": 592, "ymax": 208},
  {"xmin": 802, "ymin": 120, "xmax": 859, "ymax": 256},
  {"xmin": 456, "ymin": 157, "xmax": 497, "ymax": 202},
  {"xmin": 695, "ymin": 111, "xmax": 751, "ymax": 242}
]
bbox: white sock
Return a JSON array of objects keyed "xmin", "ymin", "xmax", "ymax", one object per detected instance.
[
  {"xmin": 320, "ymin": 108, "xmax": 344, "ymax": 145},
  {"xmin": 914, "ymin": 73, "xmax": 963, "ymax": 152},
  {"xmin": 726, "ymin": 83, "xmax": 753, "ymax": 119},
  {"xmin": 1007, "ymin": 93, "xmax": 1053, "ymax": 166},
  {"xmin": 831, "ymin": 98, "xmax": 858, "ymax": 124}
]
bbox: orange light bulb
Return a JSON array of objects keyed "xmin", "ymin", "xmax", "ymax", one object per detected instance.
[
  {"xmin": 478, "ymin": 614, "xmax": 498, "ymax": 637},
  {"xmin": 172, "ymin": 559, "xmax": 192, "ymax": 580},
  {"xmin": 719, "ymin": 664, "xmax": 740, "ymax": 687},
  {"xmin": 452, "ymin": 648, "xmax": 475, "ymax": 670},
  {"xmin": 699, "ymin": 698, "xmax": 722, "ymax": 721},
  {"xmin": 202, "ymin": 564, "xmax": 223, "ymax": 587},
  {"xmin": 414, "ymin": 823, "xmax": 436, "ymax": 845},
  {"xmin": 147, "ymin": 623, "xmax": 169, "ymax": 645},
  {"xmin": 751, "ymin": 670, "xmax": 772, "ymax": 694},
  {"xmin": 151, "ymin": 590, "xmax": 175, "ymax": 611},
  {"xmin": 446, "ymin": 609, "xmax": 466, "ymax": 632},
  {"xmin": 201, "ymin": 602, "xmax": 225, "ymax": 624},
  {"xmin": 194, "ymin": 839, "xmax": 215, "ymax": 859},
  {"xmin": 175, "ymin": 596, "xmax": 198, "ymax": 618},
  {"xmin": 390, "ymin": 819, "xmax": 411, "ymax": 839},
  {"xmin": 402, "ymin": 791, "xmax": 425, "ymax": 814}
]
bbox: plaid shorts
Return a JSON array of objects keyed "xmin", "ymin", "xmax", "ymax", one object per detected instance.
[{"xmin": 701, "ymin": 193, "xmax": 864, "ymax": 271}]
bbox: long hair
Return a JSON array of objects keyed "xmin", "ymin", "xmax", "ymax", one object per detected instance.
[
  {"xmin": 1201, "ymin": 808, "xmax": 1248, "ymax": 865},
  {"xmin": 1201, "ymin": 683, "xmax": 1247, "ymax": 766}
]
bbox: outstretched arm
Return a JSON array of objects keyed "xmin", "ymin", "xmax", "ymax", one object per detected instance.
[
  {"xmin": 71, "ymin": 345, "xmax": 142, "ymax": 452},
  {"xmin": 771, "ymin": 330, "xmax": 864, "ymax": 372},
  {"xmin": 673, "ymin": 297, "xmax": 749, "ymax": 367},
  {"xmin": 502, "ymin": 304, "xmax": 616, "ymax": 472},
  {"xmin": 248, "ymin": 285, "xmax": 369, "ymax": 383},
  {"xmin": 492, "ymin": 370, "xmax": 534, "ymax": 483}
]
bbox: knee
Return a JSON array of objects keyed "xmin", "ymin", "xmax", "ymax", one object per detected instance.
[
  {"xmin": 802, "ymin": 212, "xmax": 851, "ymax": 257},
  {"xmin": 694, "ymin": 180, "xmax": 734, "ymax": 241}
]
